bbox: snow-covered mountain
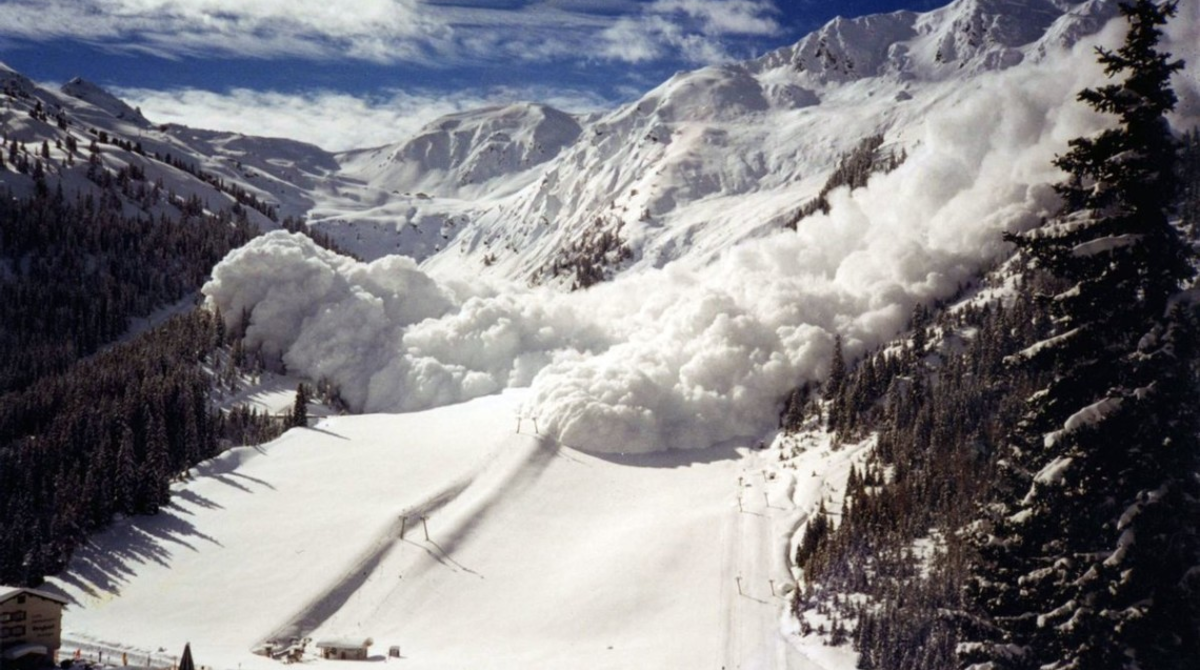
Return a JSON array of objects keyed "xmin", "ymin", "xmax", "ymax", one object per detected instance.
[
  {"xmin": 340, "ymin": 102, "xmax": 582, "ymax": 199},
  {"xmin": 755, "ymin": 0, "xmax": 1108, "ymax": 82},
  {"xmin": 0, "ymin": 0, "xmax": 1159, "ymax": 288},
  {"xmin": 9, "ymin": 0, "xmax": 1196, "ymax": 449},
  {"xmin": 1, "ymin": 61, "xmax": 338, "ymax": 229},
  {"xmin": 312, "ymin": 0, "xmax": 1131, "ymax": 281},
  {"xmin": 9, "ymin": 0, "xmax": 1200, "ymax": 667}
]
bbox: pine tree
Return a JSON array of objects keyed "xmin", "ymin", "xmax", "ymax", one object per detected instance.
[
  {"xmin": 825, "ymin": 335, "xmax": 847, "ymax": 399},
  {"xmin": 962, "ymin": 3, "xmax": 1200, "ymax": 668},
  {"xmin": 825, "ymin": 334, "xmax": 848, "ymax": 432},
  {"xmin": 291, "ymin": 383, "xmax": 310, "ymax": 429}
]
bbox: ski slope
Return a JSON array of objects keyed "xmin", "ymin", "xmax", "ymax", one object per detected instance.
[{"xmin": 46, "ymin": 390, "xmax": 866, "ymax": 669}]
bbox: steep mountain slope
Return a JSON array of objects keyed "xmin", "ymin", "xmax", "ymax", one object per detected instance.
[
  {"xmin": 755, "ymin": 0, "xmax": 1094, "ymax": 81},
  {"xmin": 0, "ymin": 1, "xmax": 1134, "ymax": 288},
  {"xmin": 339, "ymin": 102, "xmax": 582, "ymax": 199},
  {"xmin": 1, "ymin": 62, "xmax": 339, "ymax": 229},
  {"xmin": 313, "ymin": 0, "xmax": 1128, "ymax": 284}
]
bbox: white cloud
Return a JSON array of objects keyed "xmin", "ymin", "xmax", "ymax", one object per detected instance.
[
  {"xmin": 115, "ymin": 85, "xmax": 614, "ymax": 151},
  {"xmin": 601, "ymin": 0, "xmax": 782, "ymax": 65},
  {"xmin": 0, "ymin": 0, "xmax": 784, "ymax": 68},
  {"xmin": 651, "ymin": 0, "xmax": 782, "ymax": 36},
  {"xmin": 0, "ymin": 0, "xmax": 446, "ymax": 63}
]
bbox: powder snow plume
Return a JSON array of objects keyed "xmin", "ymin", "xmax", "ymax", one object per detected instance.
[{"xmin": 203, "ymin": 21, "xmax": 1172, "ymax": 454}]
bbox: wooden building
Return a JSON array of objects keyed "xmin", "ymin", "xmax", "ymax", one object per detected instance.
[
  {"xmin": 0, "ymin": 586, "xmax": 67, "ymax": 665},
  {"xmin": 314, "ymin": 637, "xmax": 373, "ymax": 661}
]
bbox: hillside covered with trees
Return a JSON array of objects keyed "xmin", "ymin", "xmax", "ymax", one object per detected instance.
[{"xmin": 784, "ymin": 3, "xmax": 1200, "ymax": 667}]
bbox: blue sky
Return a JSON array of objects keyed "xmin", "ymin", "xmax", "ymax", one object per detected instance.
[{"xmin": 0, "ymin": 0, "xmax": 947, "ymax": 150}]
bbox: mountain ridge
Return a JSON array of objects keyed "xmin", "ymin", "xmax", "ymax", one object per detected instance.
[{"xmin": 0, "ymin": 0, "xmax": 1174, "ymax": 292}]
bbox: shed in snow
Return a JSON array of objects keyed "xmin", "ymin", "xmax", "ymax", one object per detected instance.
[{"xmin": 314, "ymin": 637, "xmax": 373, "ymax": 661}]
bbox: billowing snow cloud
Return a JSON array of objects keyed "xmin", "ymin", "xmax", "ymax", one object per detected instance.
[
  {"xmin": 203, "ymin": 17, "xmax": 1190, "ymax": 454},
  {"xmin": 204, "ymin": 231, "xmax": 612, "ymax": 413}
]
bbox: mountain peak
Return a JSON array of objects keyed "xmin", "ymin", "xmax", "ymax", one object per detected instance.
[
  {"xmin": 341, "ymin": 101, "xmax": 583, "ymax": 199},
  {"xmin": 61, "ymin": 76, "xmax": 150, "ymax": 127},
  {"xmin": 753, "ymin": 0, "xmax": 1114, "ymax": 83}
]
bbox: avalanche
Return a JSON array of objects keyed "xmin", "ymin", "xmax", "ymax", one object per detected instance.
[
  {"xmin": 12, "ymin": 1, "xmax": 1200, "ymax": 668},
  {"xmin": 203, "ymin": 21, "xmax": 1127, "ymax": 454}
]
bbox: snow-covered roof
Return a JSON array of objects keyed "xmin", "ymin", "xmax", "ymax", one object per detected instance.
[
  {"xmin": 0, "ymin": 585, "xmax": 69, "ymax": 606},
  {"xmin": 315, "ymin": 638, "xmax": 373, "ymax": 650}
]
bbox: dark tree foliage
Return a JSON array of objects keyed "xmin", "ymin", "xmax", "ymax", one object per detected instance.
[
  {"xmin": 280, "ymin": 215, "xmax": 355, "ymax": 258},
  {"xmin": 290, "ymin": 383, "xmax": 311, "ymax": 429},
  {"xmin": 0, "ymin": 309, "xmax": 285, "ymax": 586},
  {"xmin": 788, "ymin": 285, "xmax": 1052, "ymax": 670},
  {"xmin": 541, "ymin": 216, "xmax": 634, "ymax": 290},
  {"xmin": 825, "ymin": 334, "xmax": 847, "ymax": 401},
  {"xmin": 963, "ymin": 3, "xmax": 1200, "ymax": 668},
  {"xmin": 0, "ymin": 188, "xmax": 255, "ymax": 394},
  {"xmin": 788, "ymin": 133, "xmax": 907, "ymax": 229},
  {"xmin": 1180, "ymin": 128, "xmax": 1200, "ymax": 235}
]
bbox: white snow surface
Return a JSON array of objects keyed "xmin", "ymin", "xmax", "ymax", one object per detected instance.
[
  {"xmin": 338, "ymin": 102, "xmax": 583, "ymax": 200},
  {"xmin": 47, "ymin": 391, "xmax": 847, "ymax": 669},
  {"xmin": 1033, "ymin": 455, "xmax": 1074, "ymax": 486},
  {"xmin": 1043, "ymin": 396, "xmax": 1123, "ymax": 447},
  {"xmin": 60, "ymin": 77, "xmax": 150, "ymax": 127}
]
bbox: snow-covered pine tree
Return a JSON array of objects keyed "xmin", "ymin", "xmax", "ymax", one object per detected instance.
[{"xmin": 961, "ymin": 2, "xmax": 1200, "ymax": 669}]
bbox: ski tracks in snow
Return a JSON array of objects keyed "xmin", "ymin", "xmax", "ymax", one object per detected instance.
[
  {"xmin": 721, "ymin": 444, "xmax": 863, "ymax": 670},
  {"xmin": 721, "ymin": 463, "xmax": 788, "ymax": 670},
  {"xmin": 257, "ymin": 432, "xmax": 547, "ymax": 649}
]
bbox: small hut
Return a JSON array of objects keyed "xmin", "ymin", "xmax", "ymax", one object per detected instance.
[{"xmin": 314, "ymin": 637, "xmax": 372, "ymax": 661}]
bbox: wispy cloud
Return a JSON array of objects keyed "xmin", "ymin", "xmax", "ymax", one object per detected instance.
[
  {"xmin": 0, "ymin": 0, "xmax": 783, "ymax": 67},
  {"xmin": 115, "ymin": 85, "xmax": 615, "ymax": 151},
  {"xmin": 0, "ymin": 0, "xmax": 444, "ymax": 62},
  {"xmin": 600, "ymin": 0, "xmax": 783, "ymax": 64}
]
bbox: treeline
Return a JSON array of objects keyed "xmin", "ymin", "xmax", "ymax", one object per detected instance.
[
  {"xmin": 787, "ymin": 283, "xmax": 1054, "ymax": 669},
  {"xmin": 0, "ymin": 150, "xmax": 314, "ymax": 586},
  {"xmin": 0, "ymin": 187, "xmax": 255, "ymax": 394},
  {"xmin": 280, "ymin": 215, "xmax": 355, "ymax": 259},
  {"xmin": 0, "ymin": 309, "xmax": 284, "ymax": 585},
  {"xmin": 786, "ymin": 5, "xmax": 1200, "ymax": 667},
  {"xmin": 152, "ymin": 148, "xmax": 279, "ymax": 223},
  {"xmin": 4, "ymin": 75, "xmax": 280, "ymax": 225}
]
